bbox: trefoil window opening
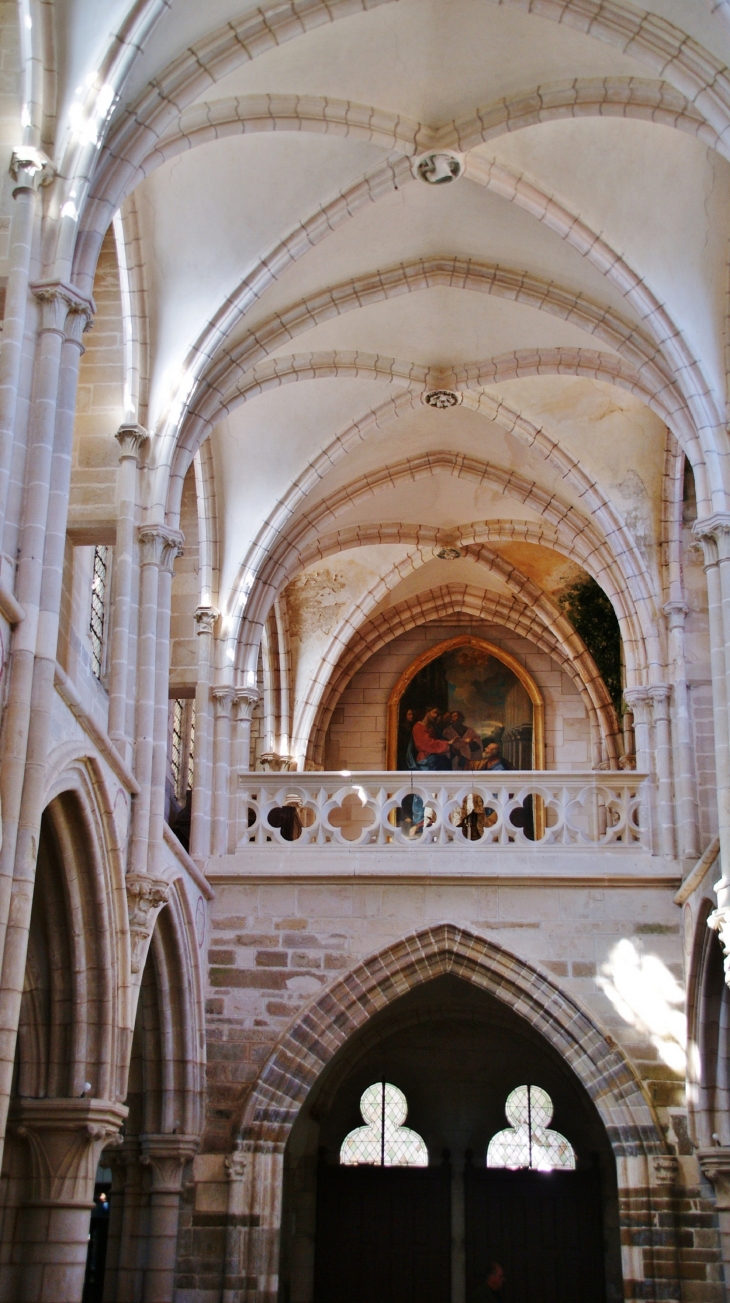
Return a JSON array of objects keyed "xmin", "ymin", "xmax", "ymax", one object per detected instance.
[
  {"xmin": 89, "ymin": 545, "xmax": 108, "ymax": 680},
  {"xmin": 487, "ymin": 1084, "xmax": 575, "ymax": 1171},
  {"xmin": 340, "ymin": 1081, "xmax": 428, "ymax": 1166}
]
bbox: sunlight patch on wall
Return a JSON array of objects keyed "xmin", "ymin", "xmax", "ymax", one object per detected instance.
[{"xmin": 596, "ymin": 938, "xmax": 686, "ymax": 1074}]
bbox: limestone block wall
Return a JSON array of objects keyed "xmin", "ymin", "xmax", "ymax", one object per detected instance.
[
  {"xmin": 170, "ymin": 465, "xmax": 201, "ymax": 693},
  {"xmin": 203, "ymin": 873, "xmax": 685, "ymax": 1146},
  {"xmin": 68, "ymin": 226, "xmax": 124, "ymax": 535},
  {"xmin": 323, "ymin": 620, "xmax": 591, "ymax": 771}
]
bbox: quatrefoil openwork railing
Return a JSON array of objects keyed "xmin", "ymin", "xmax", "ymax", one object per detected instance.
[{"xmin": 236, "ymin": 772, "xmax": 648, "ymax": 850}]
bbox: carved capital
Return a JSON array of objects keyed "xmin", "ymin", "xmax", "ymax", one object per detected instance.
[
  {"xmin": 693, "ymin": 514, "xmax": 730, "ymax": 566},
  {"xmin": 259, "ymin": 751, "xmax": 295, "ymax": 772},
  {"xmin": 32, "ymin": 279, "xmax": 95, "ymax": 339},
  {"xmin": 138, "ymin": 525, "xmax": 184, "ymax": 572},
  {"xmin": 663, "ymin": 600, "xmax": 689, "ymax": 631},
  {"xmin": 647, "ymin": 684, "xmax": 672, "ymax": 716},
  {"xmin": 116, "ymin": 423, "xmax": 148, "ymax": 462},
  {"xmin": 698, "ymin": 1148, "xmax": 730, "ymax": 1208},
  {"xmin": 139, "ymin": 1133, "xmax": 199, "ymax": 1193},
  {"xmin": 212, "ymin": 686, "xmax": 235, "ymax": 719},
  {"xmin": 233, "ymin": 687, "xmax": 260, "ymax": 722},
  {"xmin": 9, "ymin": 1098, "xmax": 127, "ymax": 1206},
  {"xmin": 10, "ymin": 146, "xmax": 54, "ymax": 191},
  {"xmin": 126, "ymin": 876, "xmax": 170, "ymax": 973},
  {"xmin": 623, "ymin": 687, "xmax": 651, "ymax": 716},
  {"xmin": 194, "ymin": 605, "xmax": 219, "ymax": 636},
  {"xmin": 652, "ymin": 1154, "xmax": 679, "ymax": 1186}
]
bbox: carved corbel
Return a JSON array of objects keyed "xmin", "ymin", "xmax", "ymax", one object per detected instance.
[
  {"xmin": 10, "ymin": 146, "xmax": 54, "ymax": 191},
  {"xmin": 698, "ymin": 1148, "xmax": 730, "ymax": 1209},
  {"xmin": 126, "ymin": 876, "xmax": 170, "ymax": 972},
  {"xmin": 194, "ymin": 605, "xmax": 219, "ymax": 636},
  {"xmin": 652, "ymin": 1154, "xmax": 679, "ymax": 1186},
  {"xmin": 708, "ymin": 908, "xmax": 730, "ymax": 982},
  {"xmin": 116, "ymin": 423, "xmax": 148, "ymax": 463},
  {"xmin": 259, "ymin": 752, "xmax": 295, "ymax": 772}
]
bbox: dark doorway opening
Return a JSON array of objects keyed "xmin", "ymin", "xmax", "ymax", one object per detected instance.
[
  {"xmin": 465, "ymin": 1164, "xmax": 606, "ymax": 1303},
  {"xmin": 314, "ymin": 1159, "xmax": 451, "ymax": 1303}
]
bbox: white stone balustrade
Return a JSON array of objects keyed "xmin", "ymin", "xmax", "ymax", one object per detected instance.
[{"xmin": 235, "ymin": 771, "xmax": 649, "ymax": 851}]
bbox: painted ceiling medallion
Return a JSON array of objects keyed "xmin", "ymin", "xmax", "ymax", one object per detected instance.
[
  {"xmin": 436, "ymin": 547, "xmax": 463, "ymax": 560},
  {"xmin": 413, "ymin": 151, "xmax": 464, "ymax": 184},
  {"xmin": 423, "ymin": 389, "xmax": 461, "ymax": 408}
]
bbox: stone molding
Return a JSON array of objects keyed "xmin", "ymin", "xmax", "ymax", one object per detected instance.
[
  {"xmin": 698, "ymin": 1148, "xmax": 730, "ymax": 1208},
  {"xmin": 194, "ymin": 604, "xmax": 219, "ymax": 636},
  {"xmin": 116, "ymin": 422, "xmax": 149, "ymax": 461},
  {"xmin": 10, "ymin": 1097, "xmax": 127, "ymax": 1206},
  {"xmin": 126, "ymin": 875, "xmax": 170, "ymax": 972},
  {"xmin": 139, "ymin": 1133, "xmax": 200, "ymax": 1193},
  {"xmin": 138, "ymin": 524, "xmax": 184, "ymax": 571}
]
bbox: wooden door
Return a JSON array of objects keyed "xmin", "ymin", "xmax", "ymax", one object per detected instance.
[
  {"xmin": 465, "ymin": 1166, "xmax": 606, "ymax": 1303},
  {"xmin": 314, "ymin": 1163, "xmax": 451, "ymax": 1303}
]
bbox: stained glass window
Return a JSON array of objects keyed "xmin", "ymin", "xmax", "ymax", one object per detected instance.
[
  {"xmin": 340, "ymin": 1082, "xmax": 428, "ymax": 1166},
  {"xmin": 170, "ymin": 699, "xmax": 196, "ymax": 801},
  {"xmin": 89, "ymin": 545, "xmax": 108, "ymax": 679},
  {"xmin": 487, "ymin": 1085, "xmax": 575, "ymax": 1171}
]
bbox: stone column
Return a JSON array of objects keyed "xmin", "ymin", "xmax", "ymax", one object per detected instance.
[
  {"xmin": 648, "ymin": 685, "xmax": 675, "ymax": 860},
  {"xmin": 694, "ymin": 517, "xmax": 730, "ymax": 910},
  {"xmin": 108, "ymin": 1137, "xmax": 145, "ymax": 1303},
  {"xmin": 0, "ymin": 148, "xmax": 53, "ymax": 544},
  {"xmin": 129, "ymin": 526, "xmax": 182, "ymax": 879},
  {"xmin": 222, "ymin": 1142, "xmax": 247, "ymax": 1303},
  {"xmin": 108, "ymin": 425, "xmax": 148, "ymax": 763},
  {"xmin": 211, "ymin": 688, "xmax": 234, "ymax": 856},
  {"xmin": 231, "ymin": 688, "xmax": 260, "ymax": 850},
  {"xmin": 148, "ymin": 530, "xmax": 184, "ymax": 875},
  {"xmin": 189, "ymin": 606, "xmax": 218, "ymax": 861},
  {"xmin": 139, "ymin": 1134, "xmax": 199, "ymax": 1303},
  {"xmin": 664, "ymin": 600, "xmax": 700, "ymax": 859},
  {"xmin": 0, "ymin": 286, "xmax": 93, "ymax": 1166},
  {"xmin": 227, "ymin": 1141, "xmax": 284, "ymax": 1303},
  {"xmin": 8, "ymin": 1097, "xmax": 126, "ymax": 1303},
  {"xmin": 99, "ymin": 1143, "xmax": 128, "ymax": 1303},
  {"xmin": 623, "ymin": 688, "xmax": 656, "ymax": 853},
  {"xmin": 697, "ymin": 1149, "xmax": 730, "ymax": 1296}
]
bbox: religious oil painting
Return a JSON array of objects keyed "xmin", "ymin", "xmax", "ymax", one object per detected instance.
[{"xmin": 387, "ymin": 636, "xmax": 544, "ymax": 771}]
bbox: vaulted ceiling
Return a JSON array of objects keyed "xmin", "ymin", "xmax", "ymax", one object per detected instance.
[{"xmin": 52, "ymin": 0, "xmax": 730, "ymax": 732}]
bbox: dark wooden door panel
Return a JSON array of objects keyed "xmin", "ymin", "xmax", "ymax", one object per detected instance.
[
  {"xmin": 465, "ymin": 1167, "xmax": 606, "ymax": 1303},
  {"xmin": 314, "ymin": 1165, "xmax": 451, "ymax": 1303}
]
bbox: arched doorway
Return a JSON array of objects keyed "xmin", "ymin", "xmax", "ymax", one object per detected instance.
[
  {"xmin": 281, "ymin": 974, "xmax": 618, "ymax": 1303},
  {"xmin": 233, "ymin": 925, "xmax": 676, "ymax": 1303}
]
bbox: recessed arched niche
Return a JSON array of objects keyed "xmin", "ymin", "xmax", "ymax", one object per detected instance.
[{"xmin": 386, "ymin": 634, "xmax": 545, "ymax": 771}]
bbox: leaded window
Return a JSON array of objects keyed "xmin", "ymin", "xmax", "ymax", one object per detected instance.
[
  {"xmin": 89, "ymin": 545, "xmax": 108, "ymax": 679},
  {"xmin": 340, "ymin": 1082, "xmax": 428, "ymax": 1166},
  {"xmin": 487, "ymin": 1085, "xmax": 575, "ymax": 1171},
  {"xmin": 170, "ymin": 698, "xmax": 196, "ymax": 802}
]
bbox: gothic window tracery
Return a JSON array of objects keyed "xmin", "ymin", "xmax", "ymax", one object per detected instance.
[
  {"xmin": 340, "ymin": 1082, "xmax": 428, "ymax": 1166},
  {"xmin": 487, "ymin": 1085, "xmax": 575, "ymax": 1171}
]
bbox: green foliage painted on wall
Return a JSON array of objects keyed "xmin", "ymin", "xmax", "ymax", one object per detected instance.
[{"xmin": 557, "ymin": 576, "xmax": 622, "ymax": 718}]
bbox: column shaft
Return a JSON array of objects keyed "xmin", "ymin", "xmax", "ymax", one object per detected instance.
[
  {"xmin": 190, "ymin": 608, "xmax": 217, "ymax": 860},
  {"xmin": 664, "ymin": 601, "xmax": 700, "ymax": 858},
  {"xmin": 211, "ymin": 689, "xmax": 233, "ymax": 856},
  {"xmin": 107, "ymin": 426, "xmax": 147, "ymax": 760},
  {"xmin": 649, "ymin": 687, "xmax": 675, "ymax": 860},
  {"xmin": 0, "ymin": 295, "xmax": 90, "ymax": 1161}
]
